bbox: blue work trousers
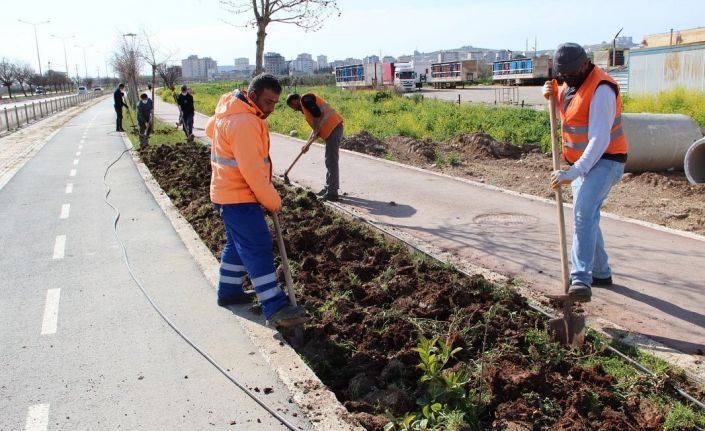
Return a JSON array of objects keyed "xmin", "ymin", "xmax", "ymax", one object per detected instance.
[
  {"xmin": 570, "ymin": 159, "xmax": 625, "ymax": 286},
  {"xmin": 214, "ymin": 203, "xmax": 289, "ymax": 318}
]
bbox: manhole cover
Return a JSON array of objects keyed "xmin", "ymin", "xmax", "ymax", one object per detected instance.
[{"xmin": 473, "ymin": 213, "xmax": 539, "ymax": 225}]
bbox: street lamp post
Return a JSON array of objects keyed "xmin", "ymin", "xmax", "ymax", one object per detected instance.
[
  {"xmin": 51, "ymin": 34, "xmax": 74, "ymax": 87},
  {"xmin": 75, "ymin": 43, "xmax": 92, "ymax": 86},
  {"xmin": 18, "ymin": 19, "xmax": 50, "ymax": 76}
]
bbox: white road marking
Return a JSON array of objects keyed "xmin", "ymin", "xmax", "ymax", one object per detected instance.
[
  {"xmin": 65, "ymin": 183, "xmax": 73, "ymax": 194},
  {"xmin": 60, "ymin": 204, "xmax": 70, "ymax": 219},
  {"xmin": 73, "ymin": 159, "xmax": 79, "ymax": 165},
  {"xmin": 78, "ymin": 145, "xmax": 83, "ymax": 149},
  {"xmin": 41, "ymin": 289, "xmax": 61, "ymax": 335},
  {"xmin": 76, "ymin": 151, "xmax": 81, "ymax": 156},
  {"xmin": 25, "ymin": 403, "xmax": 50, "ymax": 431},
  {"xmin": 69, "ymin": 169, "xmax": 76, "ymax": 177},
  {"xmin": 80, "ymin": 139, "xmax": 85, "ymax": 144},
  {"xmin": 53, "ymin": 235, "xmax": 66, "ymax": 259}
]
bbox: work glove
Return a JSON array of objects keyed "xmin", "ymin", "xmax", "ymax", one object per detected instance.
[
  {"xmin": 550, "ymin": 169, "xmax": 579, "ymax": 189},
  {"xmin": 542, "ymin": 80, "xmax": 559, "ymax": 100}
]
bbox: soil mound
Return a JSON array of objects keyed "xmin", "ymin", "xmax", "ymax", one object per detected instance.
[
  {"xmin": 340, "ymin": 131, "xmax": 387, "ymax": 155},
  {"xmin": 445, "ymin": 132, "xmax": 524, "ymax": 160},
  {"xmin": 384, "ymin": 136, "xmax": 439, "ymax": 163}
]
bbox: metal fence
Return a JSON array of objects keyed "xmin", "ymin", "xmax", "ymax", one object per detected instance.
[{"xmin": 0, "ymin": 93, "xmax": 95, "ymax": 134}]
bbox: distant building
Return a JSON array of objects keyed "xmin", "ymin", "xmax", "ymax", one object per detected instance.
[
  {"xmin": 344, "ymin": 57, "xmax": 363, "ymax": 66},
  {"xmin": 264, "ymin": 52, "xmax": 287, "ymax": 75},
  {"xmin": 234, "ymin": 57, "xmax": 250, "ymax": 71},
  {"xmin": 382, "ymin": 56, "xmax": 396, "ymax": 64},
  {"xmin": 316, "ymin": 55, "xmax": 328, "ymax": 70},
  {"xmin": 363, "ymin": 55, "xmax": 380, "ymax": 64},
  {"xmin": 437, "ymin": 51, "xmax": 459, "ymax": 62},
  {"xmin": 290, "ymin": 53, "xmax": 315, "ymax": 75},
  {"xmin": 330, "ymin": 60, "xmax": 345, "ymax": 70},
  {"xmin": 181, "ymin": 55, "xmax": 218, "ymax": 80},
  {"xmin": 396, "ymin": 55, "xmax": 412, "ymax": 63}
]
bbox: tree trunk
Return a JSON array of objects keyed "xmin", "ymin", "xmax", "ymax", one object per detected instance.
[
  {"xmin": 4, "ymin": 85, "xmax": 12, "ymax": 98},
  {"xmin": 19, "ymin": 83, "xmax": 27, "ymax": 97},
  {"xmin": 255, "ymin": 21, "xmax": 267, "ymax": 75}
]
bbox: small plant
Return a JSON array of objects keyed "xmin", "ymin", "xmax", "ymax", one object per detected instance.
[
  {"xmin": 446, "ymin": 152, "xmax": 461, "ymax": 167},
  {"xmin": 663, "ymin": 402, "xmax": 705, "ymax": 431},
  {"xmin": 433, "ymin": 150, "xmax": 447, "ymax": 167},
  {"xmin": 383, "ymin": 151, "xmax": 396, "ymax": 161},
  {"xmin": 386, "ymin": 335, "xmax": 486, "ymax": 431}
]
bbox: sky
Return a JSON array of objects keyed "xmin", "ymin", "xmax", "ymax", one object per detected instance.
[{"xmin": 2, "ymin": 0, "xmax": 705, "ymax": 78}]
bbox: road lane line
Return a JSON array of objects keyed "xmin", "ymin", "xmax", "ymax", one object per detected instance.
[
  {"xmin": 76, "ymin": 151, "xmax": 81, "ymax": 156},
  {"xmin": 53, "ymin": 235, "xmax": 66, "ymax": 259},
  {"xmin": 60, "ymin": 204, "xmax": 70, "ymax": 219},
  {"xmin": 25, "ymin": 403, "xmax": 50, "ymax": 431},
  {"xmin": 69, "ymin": 169, "xmax": 76, "ymax": 177},
  {"xmin": 78, "ymin": 145, "xmax": 83, "ymax": 149},
  {"xmin": 80, "ymin": 139, "xmax": 85, "ymax": 144},
  {"xmin": 65, "ymin": 183, "xmax": 73, "ymax": 194},
  {"xmin": 41, "ymin": 289, "xmax": 61, "ymax": 335},
  {"xmin": 73, "ymin": 159, "xmax": 79, "ymax": 165}
]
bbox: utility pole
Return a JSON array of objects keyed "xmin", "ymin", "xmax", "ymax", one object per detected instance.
[
  {"xmin": 18, "ymin": 19, "xmax": 50, "ymax": 76},
  {"xmin": 51, "ymin": 34, "xmax": 75, "ymax": 87}
]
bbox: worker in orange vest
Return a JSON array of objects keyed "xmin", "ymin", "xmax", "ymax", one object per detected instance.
[
  {"xmin": 543, "ymin": 43, "xmax": 629, "ymax": 300},
  {"xmin": 286, "ymin": 93, "xmax": 344, "ymax": 201},
  {"xmin": 206, "ymin": 74, "xmax": 309, "ymax": 328}
]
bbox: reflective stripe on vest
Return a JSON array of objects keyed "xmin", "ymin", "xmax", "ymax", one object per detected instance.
[
  {"xmin": 318, "ymin": 102, "xmax": 337, "ymax": 125},
  {"xmin": 210, "ymin": 153, "xmax": 270, "ymax": 168},
  {"xmin": 562, "ymin": 116, "xmax": 624, "ymax": 150}
]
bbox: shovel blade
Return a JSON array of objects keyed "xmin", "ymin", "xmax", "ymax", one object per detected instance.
[{"xmin": 549, "ymin": 313, "xmax": 586, "ymax": 347}]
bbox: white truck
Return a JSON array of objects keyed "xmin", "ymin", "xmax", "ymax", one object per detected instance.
[{"xmin": 393, "ymin": 62, "xmax": 418, "ymax": 92}]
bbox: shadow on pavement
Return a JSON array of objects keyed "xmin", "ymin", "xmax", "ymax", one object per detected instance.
[{"xmin": 341, "ymin": 195, "xmax": 417, "ymax": 218}]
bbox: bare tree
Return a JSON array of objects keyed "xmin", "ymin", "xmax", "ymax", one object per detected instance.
[
  {"xmin": 28, "ymin": 73, "xmax": 44, "ymax": 93},
  {"xmin": 0, "ymin": 58, "xmax": 17, "ymax": 98},
  {"xmin": 157, "ymin": 64, "xmax": 181, "ymax": 90},
  {"xmin": 140, "ymin": 29, "xmax": 175, "ymax": 104},
  {"xmin": 221, "ymin": 0, "xmax": 339, "ymax": 74},
  {"xmin": 15, "ymin": 63, "xmax": 35, "ymax": 96},
  {"xmin": 111, "ymin": 34, "xmax": 143, "ymax": 106}
]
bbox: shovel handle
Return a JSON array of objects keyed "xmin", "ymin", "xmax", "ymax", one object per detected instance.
[
  {"xmin": 283, "ymin": 133, "xmax": 317, "ymax": 177},
  {"xmin": 548, "ymin": 92, "xmax": 570, "ymax": 294},
  {"xmin": 271, "ymin": 212, "xmax": 297, "ymax": 307}
]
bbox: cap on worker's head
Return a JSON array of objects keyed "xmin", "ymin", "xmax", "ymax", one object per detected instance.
[
  {"xmin": 181, "ymin": 84, "xmax": 188, "ymax": 91},
  {"xmin": 554, "ymin": 43, "xmax": 588, "ymax": 75},
  {"xmin": 118, "ymin": 83, "xmax": 125, "ymax": 88},
  {"xmin": 286, "ymin": 93, "xmax": 300, "ymax": 106},
  {"xmin": 140, "ymin": 92, "xmax": 148, "ymax": 99}
]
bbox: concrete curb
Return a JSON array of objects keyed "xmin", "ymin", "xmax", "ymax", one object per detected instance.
[{"xmin": 119, "ymin": 135, "xmax": 363, "ymax": 431}]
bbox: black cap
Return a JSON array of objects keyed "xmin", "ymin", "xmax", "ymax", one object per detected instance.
[
  {"xmin": 554, "ymin": 43, "xmax": 588, "ymax": 74},
  {"xmin": 286, "ymin": 93, "xmax": 300, "ymax": 105},
  {"xmin": 181, "ymin": 84, "xmax": 188, "ymax": 91}
]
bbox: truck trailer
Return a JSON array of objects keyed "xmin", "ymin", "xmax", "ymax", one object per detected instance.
[
  {"xmin": 491, "ymin": 56, "xmax": 553, "ymax": 85},
  {"xmin": 428, "ymin": 59, "xmax": 479, "ymax": 89},
  {"xmin": 381, "ymin": 62, "xmax": 419, "ymax": 92},
  {"xmin": 335, "ymin": 63, "xmax": 383, "ymax": 89}
]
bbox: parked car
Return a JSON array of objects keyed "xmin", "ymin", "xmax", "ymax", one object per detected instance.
[
  {"xmin": 78, "ymin": 86, "xmax": 88, "ymax": 94},
  {"xmin": 93, "ymin": 87, "xmax": 103, "ymax": 94},
  {"xmin": 35, "ymin": 86, "xmax": 45, "ymax": 94}
]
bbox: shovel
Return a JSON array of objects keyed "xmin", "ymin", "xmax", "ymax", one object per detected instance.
[
  {"xmin": 546, "ymin": 85, "xmax": 587, "ymax": 347},
  {"xmin": 271, "ymin": 212, "xmax": 305, "ymax": 346},
  {"xmin": 283, "ymin": 131, "xmax": 317, "ymax": 185},
  {"xmin": 123, "ymin": 97, "xmax": 139, "ymax": 134}
]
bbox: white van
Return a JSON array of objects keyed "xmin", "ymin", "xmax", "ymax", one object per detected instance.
[{"xmin": 78, "ymin": 86, "xmax": 88, "ymax": 94}]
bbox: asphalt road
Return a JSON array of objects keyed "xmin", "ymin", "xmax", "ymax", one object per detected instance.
[{"xmin": 0, "ymin": 98, "xmax": 312, "ymax": 430}]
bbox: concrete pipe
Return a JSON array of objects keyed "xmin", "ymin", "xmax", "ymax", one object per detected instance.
[
  {"xmin": 685, "ymin": 137, "xmax": 705, "ymax": 184},
  {"xmin": 622, "ymin": 113, "xmax": 703, "ymax": 173}
]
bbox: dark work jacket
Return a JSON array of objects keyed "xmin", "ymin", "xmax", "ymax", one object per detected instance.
[
  {"xmin": 113, "ymin": 88, "xmax": 127, "ymax": 108},
  {"xmin": 136, "ymin": 99, "xmax": 153, "ymax": 122},
  {"xmin": 176, "ymin": 93, "xmax": 195, "ymax": 116}
]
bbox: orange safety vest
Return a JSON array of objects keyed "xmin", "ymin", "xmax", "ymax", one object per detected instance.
[
  {"xmin": 301, "ymin": 93, "xmax": 343, "ymax": 140},
  {"xmin": 558, "ymin": 66, "xmax": 628, "ymax": 164}
]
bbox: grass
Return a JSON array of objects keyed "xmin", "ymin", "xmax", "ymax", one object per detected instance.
[
  {"xmin": 123, "ymin": 115, "xmax": 184, "ymax": 150},
  {"xmin": 158, "ymin": 83, "xmax": 705, "ymax": 155},
  {"xmin": 623, "ymin": 87, "xmax": 705, "ymax": 130}
]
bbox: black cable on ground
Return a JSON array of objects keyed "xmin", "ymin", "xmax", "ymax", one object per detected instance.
[
  {"xmin": 315, "ymin": 193, "xmax": 705, "ymax": 413},
  {"xmin": 103, "ymin": 149, "xmax": 302, "ymax": 431}
]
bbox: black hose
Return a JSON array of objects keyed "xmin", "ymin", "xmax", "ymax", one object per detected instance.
[{"xmin": 104, "ymin": 149, "xmax": 302, "ymax": 431}]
